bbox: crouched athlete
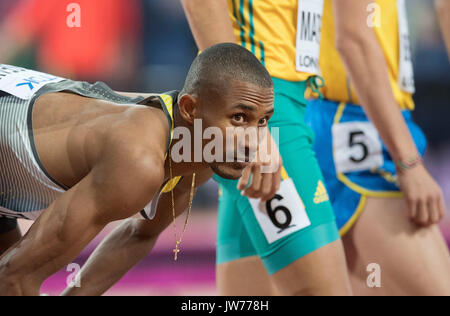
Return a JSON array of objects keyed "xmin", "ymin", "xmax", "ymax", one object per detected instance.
[{"xmin": 0, "ymin": 43, "xmax": 278, "ymax": 296}]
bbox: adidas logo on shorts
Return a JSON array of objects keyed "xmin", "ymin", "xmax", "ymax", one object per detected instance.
[{"xmin": 314, "ymin": 180, "xmax": 329, "ymax": 204}]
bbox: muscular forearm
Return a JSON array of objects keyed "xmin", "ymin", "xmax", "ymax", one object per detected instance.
[
  {"xmin": 334, "ymin": 2, "xmax": 419, "ymax": 162},
  {"xmin": 181, "ymin": 0, "xmax": 236, "ymax": 50},
  {"xmin": 62, "ymin": 218, "xmax": 158, "ymax": 296},
  {"xmin": 0, "ymin": 203, "xmax": 105, "ymax": 296},
  {"xmin": 436, "ymin": 0, "xmax": 450, "ymax": 57}
]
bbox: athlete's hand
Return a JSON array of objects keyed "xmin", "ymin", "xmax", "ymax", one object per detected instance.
[
  {"xmin": 237, "ymin": 134, "xmax": 282, "ymax": 202},
  {"xmin": 398, "ymin": 164, "xmax": 446, "ymax": 226}
]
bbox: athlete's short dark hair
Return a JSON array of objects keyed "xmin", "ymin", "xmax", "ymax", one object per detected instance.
[{"xmin": 180, "ymin": 43, "xmax": 273, "ymax": 98}]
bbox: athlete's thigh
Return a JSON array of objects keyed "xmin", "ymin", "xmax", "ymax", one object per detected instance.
[
  {"xmin": 0, "ymin": 217, "xmax": 21, "ymax": 255},
  {"xmin": 270, "ymin": 239, "xmax": 351, "ymax": 296},
  {"xmin": 343, "ymin": 196, "xmax": 450, "ymax": 296},
  {"xmin": 217, "ymin": 256, "xmax": 277, "ymax": 296}
]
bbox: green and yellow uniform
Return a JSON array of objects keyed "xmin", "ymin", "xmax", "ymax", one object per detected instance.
[{"xmin": 216, "ymin": 0, "xmax": 340, "ymax": 275}]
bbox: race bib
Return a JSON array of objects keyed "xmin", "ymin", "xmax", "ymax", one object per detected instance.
[
  {"xmin": 397, "ymin": 0, "xmax": 415, "ymax": 93},
  {"xmin": 296, "ymin": 0, "xmax": 324, "ymax": 74},
  {"xmin": 249, "ymin": 178, "xmax": 311, "ymax": 244},
  {"xmin": 332, "ymin": 122, "xmax": 384, "ymax": 174},
  {"xmin": 0, "ymin": 64, "xmax": 64, "ymax": 100}
]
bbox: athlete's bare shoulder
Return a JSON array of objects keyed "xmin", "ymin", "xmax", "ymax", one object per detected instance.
[
  {"xmin": 102, "ymin": 104, "xmax": 170, "ymax": 169},
  {"xmin": 87, "ymin": 105, "xmax": 170, "ymax": 218}
]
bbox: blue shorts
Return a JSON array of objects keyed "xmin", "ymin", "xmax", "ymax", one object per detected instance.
[{"xmin": 305, "ymin": 99, "xmax": 427, "ymax": 234}]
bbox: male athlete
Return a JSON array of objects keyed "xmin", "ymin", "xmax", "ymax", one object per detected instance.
[
  {"xmin": 304, "ymin": 0, "xmax": 450, "ymax": 295},
  {"xmin": 0, "ymin": 43, "xmax": 277, "ymax": 296}
]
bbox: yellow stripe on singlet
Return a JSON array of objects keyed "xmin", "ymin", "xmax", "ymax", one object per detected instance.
[{"xmin": 159, "ymin": 93, "xmax": 182, "ymax": 193}]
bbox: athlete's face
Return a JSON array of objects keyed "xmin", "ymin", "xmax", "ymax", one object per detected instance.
[{"xmin": 199, "ymin": 80, "xmax": 275, "ymax": 179}]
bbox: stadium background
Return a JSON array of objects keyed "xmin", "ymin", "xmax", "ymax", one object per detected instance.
[{"xmin": 0, "ymin": 0, "xmax": 448, "ymax": 295}]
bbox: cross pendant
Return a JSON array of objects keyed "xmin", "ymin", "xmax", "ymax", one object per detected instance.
[{"xmin": 173, "ymin": 245, "xmax": 180, "ymax": 261}]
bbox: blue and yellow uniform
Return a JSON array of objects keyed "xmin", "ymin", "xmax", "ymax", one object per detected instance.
[
  {"xmin": 305, "ymin": 0, "xmax": 426, "ymax": 235},
  {"xmin": 215, "ymin": 0, "xmax": 340, "ymax": 274}
]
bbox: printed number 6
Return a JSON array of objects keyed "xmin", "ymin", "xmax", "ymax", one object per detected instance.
[
  {"xmin": 349, "ymin": 130, "xmax": 369, "ymax": 163},
  {"xmin": 266, "ymin": 194, "xmax": 293, "ymax": 232}
]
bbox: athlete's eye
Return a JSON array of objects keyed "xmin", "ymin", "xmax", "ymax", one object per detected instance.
[
  {"xmin": 258, "ymin": 117, "xmax": 268, "ymax": 126},
  {"xmin": 232, "ymin": 114, "xmax": 246, "ymax": 124}
]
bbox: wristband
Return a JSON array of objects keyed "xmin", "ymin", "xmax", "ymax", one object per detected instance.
[{"xmin": 395, "ymin": 155, "xmax": 422, "ymax": 172}]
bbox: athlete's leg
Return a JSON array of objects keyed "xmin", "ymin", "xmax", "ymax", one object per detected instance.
[
  {"xmin": 271, "ymin": 239, "xmax": 349, "ymax": 296},
  {"xmin": 217, "ymin": 256, "xmax": 277, "ymax": 296},
  {"xmin": 0, "ymin": 218, "xmax": 21, "ymax": 255},
  {"xmin": 342, "ymin": 196, "xmax": 450, "ymax": 296},
  {"xmin": 217, "ymin": 240, "xmax": 351, "ymax": 296}
]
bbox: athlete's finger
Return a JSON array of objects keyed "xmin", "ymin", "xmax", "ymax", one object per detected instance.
[
  {"xmin": 244, "ymin": 164, "xmax": 262, "ymax": 198},
  {"xmin": 415, "ymin": 199, "xmax": 429, "ymax": 226},
  {"xmin": 260, "ymin": 172, "xmax": 274, "ymax": 201},
  {"xmin": 237, "ymin": 165, "xmax": 252, "ymax": 191},
  {"xmin": 267, "ymin": 168, "xmax": 281, "ymax": 201},
  {"xmin": 428, "ymin": 196, "xmax": 440, "ymax": 224}
]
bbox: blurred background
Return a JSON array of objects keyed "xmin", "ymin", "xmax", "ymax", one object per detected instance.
[{"xmin": 0, "ymin": 0, "xmax": 448, "ymax": 295}]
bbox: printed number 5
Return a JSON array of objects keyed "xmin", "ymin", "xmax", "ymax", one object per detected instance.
[
  {"xmin": 349, "ymin": 131, "xmax": 369, "ymax": 163},
  {"xmin": 266, "ymin": 194, "xmax": 294, "ymax": 233}
]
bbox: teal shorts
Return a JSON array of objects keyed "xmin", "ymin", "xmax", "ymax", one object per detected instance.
[
  {"xmin": 215, "ymin": 78, "xmax": 340, "ymax": 275},
  {"xmin": 305, "ymin": 99, "xmax": 427, "ymax": 235}
]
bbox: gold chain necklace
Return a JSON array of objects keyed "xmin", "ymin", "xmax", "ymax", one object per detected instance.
[{"xmin": 169, "ymin": 152, "xmax": 196, "ymax": 261}]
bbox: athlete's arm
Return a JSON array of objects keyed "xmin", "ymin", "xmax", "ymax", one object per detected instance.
[
  {"xmin": 333, "ymin": 0, "xmax": 446, "ymax": 226},
  {"xmin": 436, "ymin": 0, "xmax": 450, "ymax": 57},
  {"xmin": 61, "ymin": 169, "xmax": 213, "ymax": 296},
  {"xmin": 181, "ymin": 0, "xmax": 237, "ymax": 50},
  {"xmin": 0, "ymin": 141, "xmax": 165, "ymax": 296}
]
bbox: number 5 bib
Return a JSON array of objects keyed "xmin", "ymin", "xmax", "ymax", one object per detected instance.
[{"xmin": 332, "ymin": 121, "xmax": 384, "ymax": 174}]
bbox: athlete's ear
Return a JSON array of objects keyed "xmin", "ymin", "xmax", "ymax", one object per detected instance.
[{"xmin": 178, "ymin": 94, "xmax": 197, "ymax": 125}]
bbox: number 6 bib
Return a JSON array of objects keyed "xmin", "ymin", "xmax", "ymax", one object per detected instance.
[
  {"xmin": 249, "ymin": 178, "xmax": 311, "ymax": 244},
  {"xmin": 332, "ymin": 121, "xmax": 384, "ymax": 174}
]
